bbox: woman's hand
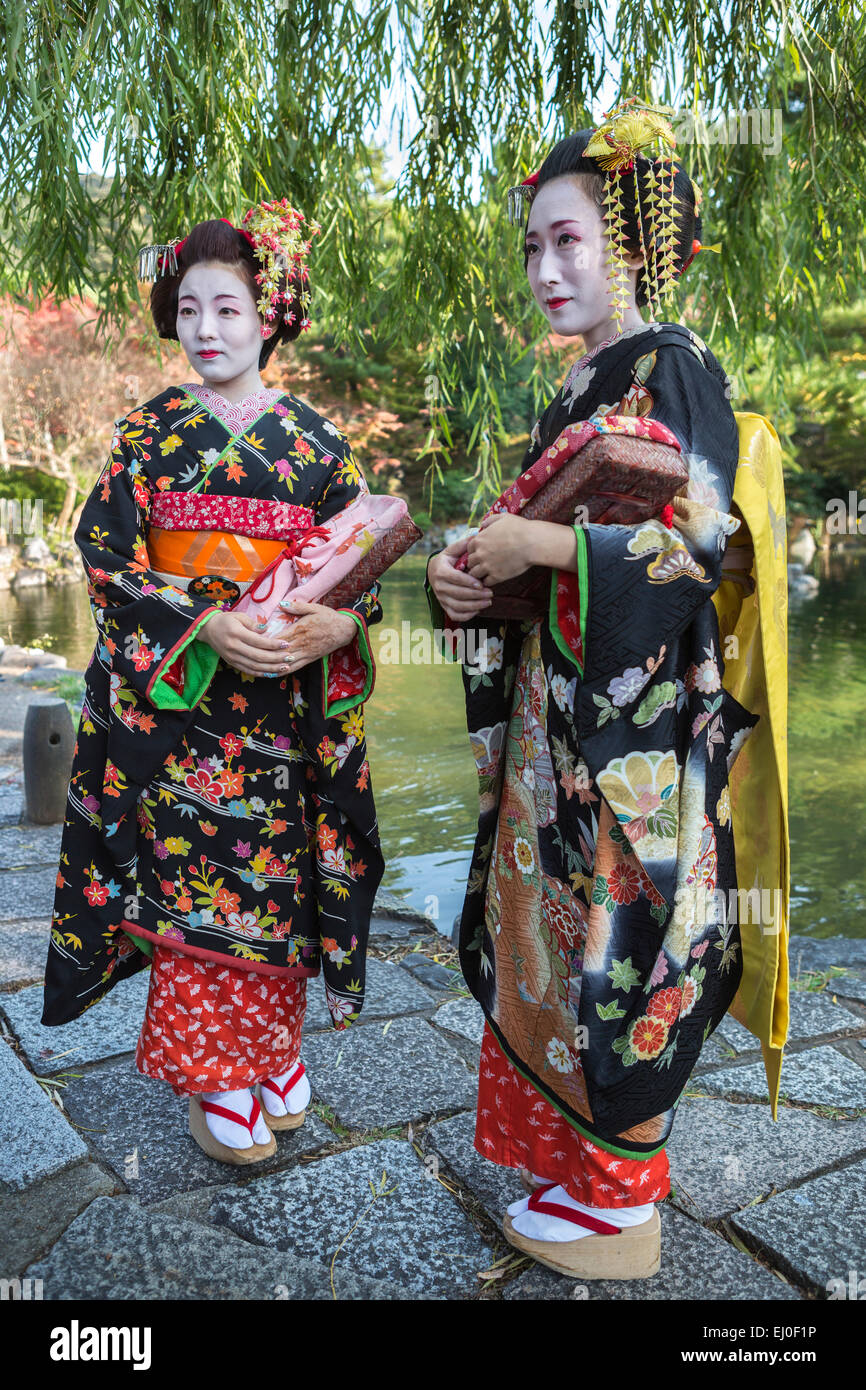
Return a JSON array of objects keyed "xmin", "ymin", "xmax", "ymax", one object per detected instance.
[
  {"xmin": 271, "ymin": 599, "xmax": 359, "ymax": 672},
  {"xmin": 196, "ymin": 610, "xmax": 295, "ymax": 677},
  {"xmin": 427, "ymin": 536, "xmax": 493, "ymax": 623},
  {"xmin": 197, "ymin": 604, "xmax": 357, "ymax": 678},
  {"xmin": 464, "ymin": 513, "xmax": 544, "ymax": 586}
]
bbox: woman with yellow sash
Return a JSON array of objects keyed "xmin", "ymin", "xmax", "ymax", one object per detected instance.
[{"xmin": 427, "ymin": 100, "xmax": 789, "ymax": 1278}]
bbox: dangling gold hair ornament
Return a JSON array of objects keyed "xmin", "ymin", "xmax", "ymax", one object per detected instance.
[{"xmin": 506, "ymin": 96, "xmax": 720, "ymax": 329}]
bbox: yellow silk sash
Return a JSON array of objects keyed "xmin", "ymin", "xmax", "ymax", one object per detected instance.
[{"xmin": 711, "ymin": 412, "xmax": 790, "ymax": 1118}]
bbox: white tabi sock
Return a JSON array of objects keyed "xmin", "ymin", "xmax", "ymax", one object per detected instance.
[
  {"xmin": 259, "ymin": 1063, "xmax": 311, "ymax": 1118},
  {"xmin": 199, "ymin": 1087, "xmax": 271, "ymax": 1148},
  {"xmin": 508, "ymin": 1184, "xmax": 655, "ymax": 1243}
]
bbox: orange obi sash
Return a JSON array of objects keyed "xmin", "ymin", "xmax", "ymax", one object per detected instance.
[
  {"xmin": 146, "ymin": 492, "xmax": 316, "ymax": 603},
  {"xmin": 147, "ymin": 527, "xmax": 287, "ymax": 581}
]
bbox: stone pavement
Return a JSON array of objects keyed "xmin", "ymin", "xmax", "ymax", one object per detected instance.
[{"xmin": 1, "ymin": 672, "xmax": 866, "ymax": 1299}]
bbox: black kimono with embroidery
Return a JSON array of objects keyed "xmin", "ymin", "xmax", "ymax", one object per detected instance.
[{"xmin": 42, "ymin": 385, "xmax": 384, "ymax": 1030}]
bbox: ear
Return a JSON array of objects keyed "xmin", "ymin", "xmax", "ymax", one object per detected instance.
[{"xmin": 262, "ymin": 321, "xmax": 278, "ymax": 340}]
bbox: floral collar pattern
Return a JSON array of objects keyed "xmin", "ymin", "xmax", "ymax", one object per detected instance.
[
  {"xmin": 179, "ymin": 381, "xmax": 286, "ymax": 432},
  {"xmin": 561, "ymin": 320, "xmax": 661, "ymax": 397}
]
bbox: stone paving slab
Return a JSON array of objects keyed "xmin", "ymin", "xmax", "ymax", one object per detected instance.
[
  {"xmin": 303, "ymin": 1013, "xmax": 476, "ymax": 1130},
  {"xmin": 0, "ymin": 824, "xmax": 63, "ymax": 867},
  {"xmin": 302, "ymin": 956, "xmax": 435, "ymax": 1031},
  {"xmin": 24, "ymin": 1195, "xmax": 407, "ymax": 1300},
  {"xmin": 691, "ymin": 1045, "xmax": 866, "ymax": 1111},
  {"xmin": 208, "ymin": 1137, "xmax": 495, "ymax": 1299},
  {"xmin": 148, "ymin": 1182, "xmax": 227, "ymax": 1226},
  {"xmin": 716, "ymin": 992, "xmax": 863, "ymax": 1053},
  {"xmin": 370, "ymin": 891, "xmax": 436, "ymax": 939},
  {"xmin": 0, "ymin": 865, "xmax": 56, "ymax": 919},
  {"xmin": 502, "ymin": 1203, "xmax": 800, "ymax": 1300},
  {"xmin": 692, "ymin": 1032, "xmax": 738, "ymax": 1068},
  {"xmin": 826, "ymin": 973, "xmax": 866, "ymax": 1005},
  {"xmin": 0, "ymin": 917, "xmax": 52, "ymax": 989},
  {"xmin": 0, "ymin": 1036, "xmax": 87, "ymax": 1191},
  {"xmin": 424, "ymin": 1110, "xmax": 527, "ymax": 1224},
  {"xmin": 0, "ymin": 970, "xmax": 151, "ymax": 1072},
  {"xmin": 432, "ymin": 996, "xmax": 485, "ymax": 1046},
  {"xmin": 401, "ymin": 954, "xmax": 465, "ymax": 993},
  {"xmin": 788, "ymin": 935, "xmax": 866, "ymax": 973},
  {"xmin": 666, "ymin": 1095, "xmax": 866, "ymax": 1220},
  {"xmin": 0, "ymin": 762, "xmax": 24, "ymax": 790},
  {"xmin": 730, "ymin": 1158, "xmax": 866, "ymax": 1297},
  {"xmin": 0, "ymin": 1160, "xmax": 119, "ymax": 1277},
  {"xmin": 60, "ymin": 1056, "xmax": 334, "ymax": 1204}
]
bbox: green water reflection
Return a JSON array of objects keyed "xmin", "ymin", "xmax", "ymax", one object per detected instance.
[{"xmin": 1, "ymin": 548, "xmax": 863, "ymax": 938}]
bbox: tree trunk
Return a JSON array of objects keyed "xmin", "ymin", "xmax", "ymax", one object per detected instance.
[
  {"xmin": 55, "ymin": 476, "xmax": 78, "ymax": 536},
  {"xmin": 69, "ymin": 497, "xmax": 87, "ymax": 537}
]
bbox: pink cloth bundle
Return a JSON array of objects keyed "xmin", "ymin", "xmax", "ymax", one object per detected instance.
[{"xmin": 230, "ymin": 491, "xmax": 422, "ymax": 636}]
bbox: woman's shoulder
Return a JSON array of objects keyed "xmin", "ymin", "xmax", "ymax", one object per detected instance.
[
  {"xmin": 278, "ymin": 390, "xmax": 352, "ymax": 458},
  {"xmin": 113, "ymin": 386, "xmax": 188, "ymax": 432},
  {"xmin": 644, "ymin": 327, "xmax": 732, "ymax": 396}
]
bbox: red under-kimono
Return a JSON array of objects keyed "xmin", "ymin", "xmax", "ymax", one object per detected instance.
[
  {"xmin": 474, "ymin": 1022, "xmax": 671, "ymax": 1207},
  {"xmin": 136, "ymin": 945, "xmax": 308, "ymax": 1096}
]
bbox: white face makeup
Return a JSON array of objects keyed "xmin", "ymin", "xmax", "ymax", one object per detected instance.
[
  {"xmin": 523, "ymin": 176, "xmax": 648, "ymax": 351},
  {"xmin": 175, "ymin": 260, "xmax": 276, "ymax": 403}
]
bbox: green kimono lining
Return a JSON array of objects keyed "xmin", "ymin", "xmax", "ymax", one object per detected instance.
[
  {"xmin": 123, "ymin": 930, "xmax": 154, "ymax": 959},
  {"xmin": 322, "ymin": 611, "xmax": 375, "ymax": 716},
  {"xmin": 424, "ymin": 570, "xmax": 460, "ymax": 662},
  {"xmin": 548, "ymin": 523, "xmax": 589, "ymax": 675},
  {"xmin": 146, "ymin": 608, "xmax": 221, "ymax": 710}
]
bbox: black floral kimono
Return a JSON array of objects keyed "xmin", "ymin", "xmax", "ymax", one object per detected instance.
[
  {"xmin": 427, "ymin": 321, "xmax": 758, "ymax": 1158},
  {"xmin": 42, "ymin": 383, "xmax": 384, "ymax": 1031}
]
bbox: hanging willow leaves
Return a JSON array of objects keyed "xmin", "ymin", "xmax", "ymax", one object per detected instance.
[{"xmin": 0, "ymin": 0, "xmax": 864, "ymax": 504}]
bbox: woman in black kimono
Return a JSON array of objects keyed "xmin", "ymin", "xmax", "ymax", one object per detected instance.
[
  {"xmin": 42, "ymin": 210, "xmax": 385, "ymax": 1163},
  {"xmin": 427, "ymin": 107, "xmax": 759, "ymax": 1277}
]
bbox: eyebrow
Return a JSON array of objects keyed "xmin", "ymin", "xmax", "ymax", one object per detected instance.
[
  {"xmin": 177, "ymin": 291, "xmax": 243, "ymax": 302},
  {"xmin": 524, "ymin": 219, "xmax": 582, "ymax": 243}
]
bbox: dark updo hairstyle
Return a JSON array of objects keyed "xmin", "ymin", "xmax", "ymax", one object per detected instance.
[
  {"xmin": 526, "ymin": 131, "xmax": 703, "ymax": 309},
  {"xmin": 149, "ymin": 218, "xmax": 307, "ymax": 368}
]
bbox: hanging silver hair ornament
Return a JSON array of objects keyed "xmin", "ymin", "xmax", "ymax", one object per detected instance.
[
  {"xmin": 136, "ymin": 238, "xmax": 184, "ymax": 282},
  {"xmin": 506, "ymin": 171, "xmax": 540, "ymax": 228}
]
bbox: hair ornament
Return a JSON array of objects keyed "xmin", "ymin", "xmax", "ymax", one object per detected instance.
[
  {"xmin": 506, "ymin": 96, "xmax": 715, "ymax": 328},
  {"xmin": 136, "ymin": 202, "xmax": 321, "ymax": 336},
  {"xmin": 241, "ymin": 199, "xmax": 322, "ymax": 335},
  {"xmin": 507, "ymin": 169, "xmax": 540, "ymax": 226}
]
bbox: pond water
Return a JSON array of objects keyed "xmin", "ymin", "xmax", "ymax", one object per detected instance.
[{"xmin": 1, "ymin": 547, "xmax": 863, "ymax": 939}]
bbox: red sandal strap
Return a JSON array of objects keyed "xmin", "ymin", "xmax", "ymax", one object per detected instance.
[
  {"xmin": 261, "ymin": 1061, "xmax": 305, "ymax": 1103},
  {"xmin": 199, "ymin": 1093, "xmax": 261, "ymax": 1139},
  {"xmin": 527, "ymin": 1183, "xmax": 621, "ymax": 1236}
]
